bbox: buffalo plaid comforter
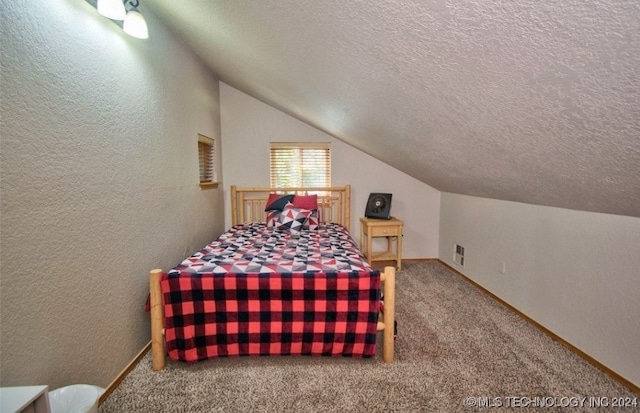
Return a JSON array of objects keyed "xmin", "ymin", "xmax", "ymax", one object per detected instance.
[{"xmin": 161, "ymin": 222, "xmax": 381, "ymax": 362}]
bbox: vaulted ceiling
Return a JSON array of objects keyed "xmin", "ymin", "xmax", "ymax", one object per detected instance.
[{"xmin": 144, "ymin": 0, "xmax": 640, "ymax": 217}]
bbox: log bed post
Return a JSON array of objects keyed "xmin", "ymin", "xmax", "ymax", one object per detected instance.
[
  {"xmin": 231, "ymin": 185, "xmax": 238, "ymax": 226},
  {"xmin": 149, "ymin": 269, "xmax": 166, "ymax": 371},
  {"xmin": 381, "ymin": 266, "xmax": 396, "ymax": 363}
]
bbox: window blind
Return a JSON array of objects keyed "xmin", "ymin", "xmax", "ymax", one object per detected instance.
[
  {"xmin": 270, "ymin": 142, "xmax": 330, "ymax": 188},
  {"xmin": 198, "ymin": 134, "xmax": 216, "ymax": 183}
]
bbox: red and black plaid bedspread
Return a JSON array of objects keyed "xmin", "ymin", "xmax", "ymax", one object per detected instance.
[{"xmin": 161, "ymin": 223, "xmax": 381, "ymax": 362}]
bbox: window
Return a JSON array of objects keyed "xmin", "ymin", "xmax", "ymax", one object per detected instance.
[
  {"xmin": 269, "ymin": 142, "xmax": 330, "ymax": 188},
  {"xmin": 198, "ymin": 134, "xmax": 218, "ymax": 189}
]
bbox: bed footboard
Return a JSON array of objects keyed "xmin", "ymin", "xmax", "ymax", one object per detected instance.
[{"xmin": 148, "ymin": 266, "xmax": 396, "ymax": 370}]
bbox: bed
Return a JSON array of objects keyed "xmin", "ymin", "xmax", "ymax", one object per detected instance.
[{"xmin": 148, "ymin": 185, "xmax": 395, "ymax": 371}]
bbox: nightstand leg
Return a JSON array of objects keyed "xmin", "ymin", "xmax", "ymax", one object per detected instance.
[{"xmin": 397, "ymin": 234, "xmax": 402, "ymax": 271}]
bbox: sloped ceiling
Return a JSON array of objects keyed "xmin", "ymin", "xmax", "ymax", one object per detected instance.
[{"xmin": 144, "ymin": 0, "xmax": 640, "ymax": 217}]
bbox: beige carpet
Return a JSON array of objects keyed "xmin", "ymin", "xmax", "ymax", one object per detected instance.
[{"xmin": 100, "ymin": 262, "xmax": 636, "ymax": 412}]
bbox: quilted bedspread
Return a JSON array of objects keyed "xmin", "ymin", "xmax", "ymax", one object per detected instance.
[{"xmin": 161, "ymin": 223, "xmax": 381, "ymax": 362}]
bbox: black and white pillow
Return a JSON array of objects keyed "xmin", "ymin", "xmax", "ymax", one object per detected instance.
[{"xmin": 275, "ymin": 203, "xmax": 313, "ymax": 233}]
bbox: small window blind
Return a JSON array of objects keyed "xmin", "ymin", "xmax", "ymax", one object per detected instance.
[
  {"xmin": 270, "ymin": 142, "xmax": 330, "ymax": 188},
  {"xmin": 198, "ymin": 134, "xmax": 216, "ymax": 184}
]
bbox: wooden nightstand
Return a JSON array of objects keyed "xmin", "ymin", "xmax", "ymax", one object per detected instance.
[{"xmin": 360, "ymin": 217, "xmax": 404, "ymax": 270}]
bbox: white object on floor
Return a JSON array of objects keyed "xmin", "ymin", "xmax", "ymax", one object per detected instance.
[
  {"xmin": 48, "ymin": 385, "xmax": 104, "ymax": 413},
  {"xmin": 0, "ymin": 385, "xmax": 50, "ymax": 413}
]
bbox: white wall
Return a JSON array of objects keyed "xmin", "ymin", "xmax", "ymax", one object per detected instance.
[
  {"xmin": 0, "ymin": 1, "xmax": 225, "ymax": 389},
  {"xmin": 220, "ymin": 83, "xmax": 440, "ymax": 259},
  {"xmin": 439, "ymin": 192, "xmax": 640, "ymax": 386}
]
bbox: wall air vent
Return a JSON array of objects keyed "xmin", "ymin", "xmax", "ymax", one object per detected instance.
[{"xmin": 453, "ymin": 244, "xmax": 465, "ymax": 267}]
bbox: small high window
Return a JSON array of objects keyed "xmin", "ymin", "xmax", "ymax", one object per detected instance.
[{"xmin": 198, "ymin": 134, "xmax": 218, "ymax": 189}]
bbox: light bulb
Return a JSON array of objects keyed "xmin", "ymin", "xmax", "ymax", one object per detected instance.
[
  {"xmin": 123, "ymin": 10, "xmax": 149, "ymax": 39},
  {"xmin": 97, "ymin": 0, "xmax": 126, "ymax": 20}
]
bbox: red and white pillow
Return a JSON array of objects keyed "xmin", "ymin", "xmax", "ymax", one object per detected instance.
[{"xmin": 293, "ymin": 194, "xmax": 319, "ymax": 230}]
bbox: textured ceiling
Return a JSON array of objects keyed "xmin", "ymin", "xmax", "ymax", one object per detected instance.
[{"xmin": 144, "ymin": 0, "xmax": 640, "ymax": 217}]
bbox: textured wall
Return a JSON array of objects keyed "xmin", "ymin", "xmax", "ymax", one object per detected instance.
[
  {"xmin": 220, "ymin": 83, "xmax": 440, "ymax": 259},
  {"xmin": 0, "ymin": 1, "xmax": 224, "ymax": 388},
  {"xmin": 439, "ymin": 193, "xmax": 640, "ymax": 387}
]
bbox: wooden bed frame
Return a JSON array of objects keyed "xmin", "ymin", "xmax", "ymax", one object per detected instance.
[{"xmin": 149, "ymin": 184, "xmax": 395, "ymax": 370}]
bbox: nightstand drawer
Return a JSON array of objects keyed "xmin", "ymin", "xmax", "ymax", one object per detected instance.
[{"xmin": 371, "ymin": 226, "xmax": 400, "ymax": 237}]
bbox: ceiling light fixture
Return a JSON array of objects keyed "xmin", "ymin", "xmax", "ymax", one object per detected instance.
[
  {"xmin": 123, "ymin": 8, "xmax": 149, "ymax": 39},
  {"xmin": 90, "ymin": 0, "xmax": 149, "ymax": 39},
  {"xmin": 97, "ymin": 0, "xmax": 126, "ymax": 20}
]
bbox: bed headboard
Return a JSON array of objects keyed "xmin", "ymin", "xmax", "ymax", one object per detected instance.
[{"xmin": 230, "ymin": 185, "xmax": 351, "ymax": 231}]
